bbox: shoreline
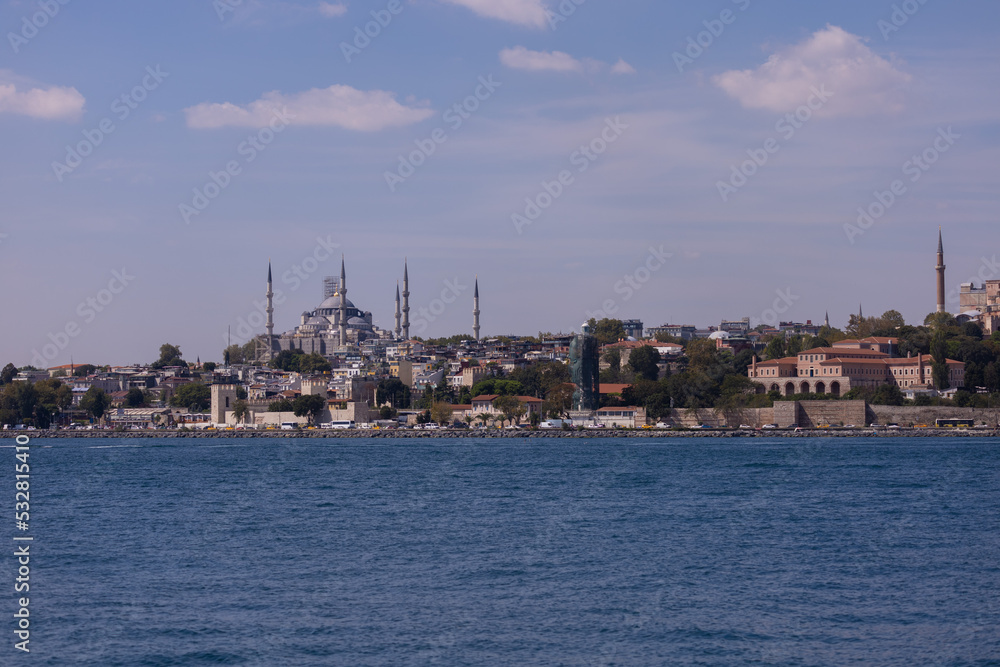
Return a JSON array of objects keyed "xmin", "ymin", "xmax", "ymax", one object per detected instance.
[{"xmin": 2, "ymin": 428, "xmax": 998, "ymax": 439}]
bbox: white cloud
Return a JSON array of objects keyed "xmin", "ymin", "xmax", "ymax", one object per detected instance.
[
  {"xmin": 713, "ymin": 25, "xmax": 911, "ymax": 117},
  {"xmin": 440, "ymin": 0, "xmax": 550, "ymax": 29},
  {"xmin": 318, "ymin": 2, "xmax": 347, "ymax": 17},
  {"xmin": 500, "ymin": 47, "xmax": 634, "ymax": 76},
  {"xmin": 611, "ymin": 58, "xmax": 636, "ymax": 75},
  {"xmin": 500, "ymin": 46, "xmax": 582, "ymax": 72},
  {"xmin": 0, "ymin": 73, "xmax": 85, "ymax": 121},
  {"xmin": 184, "ymin": 85, "xmax": 434, "ymax": 131}
]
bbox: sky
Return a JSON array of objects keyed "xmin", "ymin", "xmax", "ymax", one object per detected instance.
[{"xmin": 1, "ymin": 0, "xmax": 998, "ymax": 367}]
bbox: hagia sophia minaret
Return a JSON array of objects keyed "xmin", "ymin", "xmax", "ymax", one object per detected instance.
[
  {"xmin": 401, "ymin": 259, "xmax": 410, "ymax": 339},
  {"xmin": 265, "ymin": 261, "xmax": 274, "ymax": 361},
  {"xmin": 473, "ymin": 276, "xmax": 481, "ymax": 341},
  {"xmin": 936, "ymin": 227, "xmax": 946, "ymax": 313},
  {"xmin": 394, "ymin": 282, "xmax": 402, "ymax": 338}
]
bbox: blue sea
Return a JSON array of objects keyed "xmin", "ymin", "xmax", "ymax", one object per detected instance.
[{"xmin": 7, "ymin": 437, "xmax": 1000, "ymax": 666}]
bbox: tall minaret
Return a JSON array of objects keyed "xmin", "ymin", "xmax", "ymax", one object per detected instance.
[
  {"xmin": 394, "ymin": 282, "xmax": 402, "ymax": 339},
  {"xmin": 338, "ymin": 256, "xmax": 348, "ymax": 346},
  {"xmin": 936, "ymin": 227, "xmax": 946, "ymax": 313},
  {"xmin": 265, "ymin": 260, "xmax": 274, "ymax": 361},
  {"xmin": 401, "ymin": 259, "xmax": 410, "ymax": 339},
  {"xmin": 473, "ymin": 276, "xmax": 481, "ymax": 341},
  {"xmin": 824, "ymin": 311, "xmax": 830, "ymax": 329}
]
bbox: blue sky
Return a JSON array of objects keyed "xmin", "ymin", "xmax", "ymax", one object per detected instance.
[{"xmin": 1, "ymin": 0, "xmax": 998, "ymax": 366}]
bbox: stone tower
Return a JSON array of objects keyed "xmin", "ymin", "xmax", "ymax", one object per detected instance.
[
  {"xmin": 473, "ymin": 276, "xmax": 481, "ymax": 341},
  {"xmin": 338, "ymin": 256, "xmax": 348, "ymax": 345},
  {"xmin": 401, "ymin": 259, "xmax": 410, "ymax": 340},
  {"xmin": 265, "ymin": 261, "xmax": 274, "ymax": 361},
  {"xmin": 936, "ymin": 227, "xmax": 946, "ymax": 313},
  {"xmin": 210, "ymin": 384, "xmax": 239, "ymax": 425},
  {"xmin": 394, "ymin": 282, "xmax": 402, "ymax": 339}
]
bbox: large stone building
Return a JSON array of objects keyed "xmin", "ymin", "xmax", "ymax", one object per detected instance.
[{"xmin": 748, "ymin": 338, "xmax": 965, "ymax": 396}]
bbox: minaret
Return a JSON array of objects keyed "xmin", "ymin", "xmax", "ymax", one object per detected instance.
[
  {"xmin": 394, "ymin": 282, "xmax": 402, "ymax": 339},
  {"xmin": 473, "ymin": 276, "xmax": 481, "ymax": 341},
  {"xmin": 265, "ymin": 261, "xmax": 274, "ymax": 361},
  {"xmin": 338, "ymin": 256, "xmax": 348, "ymax": 346},
  {"xmin": 401, "ymin": 259, "xmax": 410, "ymax": 340},
  {"xmin": 824, "ymin": 311, "xmax": 830, "ymax": 329},
  {"xmin": 936, "ymin": 227, "xmax": 946, "ymax": 313}
]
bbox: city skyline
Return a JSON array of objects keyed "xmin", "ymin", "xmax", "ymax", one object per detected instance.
[{"xmin": 1, "ymin": 1, "xmax": 998, "ymax": 365}]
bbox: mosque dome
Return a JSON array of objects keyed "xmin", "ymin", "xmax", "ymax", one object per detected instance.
[
  {"xmin": 708, "ymin": 330, "xmax": 731, "ymax": 340},
  {"xmin": 318, "ymin": 294, "xmax": 356, "ymax": 310}
]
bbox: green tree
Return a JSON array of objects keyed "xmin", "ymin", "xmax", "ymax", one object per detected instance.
[
  {"xmin": 125, "ymin": 387, "xmax": 146, "ymax": 408},
  {"xmin": 203, "ymin": 362, "xmax": 217, "ymax": 372},
  {"xmin": 152, "ymin": 343, "xmax": 187, "ymax": 369},
  {"xmin": 268, "ymin": 399, "xmax": 294, "ymax": 412},
  {"xmin": 377, "ymin": 378, "xmax": 410, "ymax": 409},
  {"xmin": 430, "ymin": 401, "xmax": 454, "ymax": 426},
  {"xmin": 233, "ymin": 400, "xmax": 250, "ymax": 424},
  {"xmin": 170, "ymin": 383, "xmax": 211, "ymax": 411},
  {"xmin": 587, "ymin": 318, "xmax": 626, "ymax": 345},
  {"xmin": 72, "ymin": 364, "xmax": 97, "ymax": 377},
  {"xmin": 493, "ymin": 395, "xmax": 521, "ymax": 426},
  {"xmin": 764, "ymin": 337, "xmax": 787, "ymax": 360},
  {"xmin": 236, "ymin": 386, "xmax": 248, "ymax": 400},
  {"xmin": 628, "ymin": 346, "xmax": 661, "ymax": 381},
  {"xmin": 292, "ymin": 394, "xmax": 327, "ymax": 425},
  {"xmin": 297, "ymin": 353, "xmax": 332, "ymax": 374},
  {"xmin": 0, "ymin": 363, "xmax": 17, "ymax": 385},
  {"xmin": 80, "ymin": 386, "xmax": 110, "ymax": 422}
]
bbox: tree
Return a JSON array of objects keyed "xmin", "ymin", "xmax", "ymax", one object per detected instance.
[
  {"xmin": 125, "ymin": 387, "xmax": 146, "ymax": 408},
  {"xmin": 476, "ymin": 413, "xmax": 490, "ymax": 429},
  {"xmin": 268, "ymin": 399, "xmax": 294, "ymax": 412},
  {"xmin": 297, "ymin": 353, "xmax": 332, "ymax": 374},
  {"xmin": 377, "ymin": 378, "xmax": 410, "ymax": 409},
  {"xmin": 80, "ymin": 386, "xmax": 110, "ymax": 422},
  {"xmin": 587, "ymin": 318, "xmax": 626, "ymax": 345},
  {"xmin": 236, "ymin": 386, "xmax": 248, "ymax": 400},
  {"xmin": 293, "ymin": 394, "xmax": 327, "ymax": 425},
  {"xmin": 544, "ymin": 383, "xmax": 574, "ymax": 418},
  {"xmin": 602, "ymin": 349, "xmax": 622, "ymax": 383},
  {"xmin": 529, "ymin": 412, "xmax": 541, "ymax": 428},
  {"xmin": 430, "ymin": 401, "xmax": 454, "ymax": 426},
  {"xmin": 233, "ymin": 400, "xmax": 250, "ymax": 424},
  {"xmin": 764, "ymin": 337, "xmax": 787, "ymax": 360},
  {"xmin": 628, "ymin": 345, "xmax": 661, "ymax": 381},
  {"xmin": 0, "ymin": 363, "xmax": 17, "ymax": 385},
  {"xmin": 379, "ymin": 406, "xmax": 397, "ymax": 420},
  {"xmin": 72, "ymin": 364, "xmax": 97, "ymax": 377},
  {"xmin": 152, "ymin": 343, "xmax": 186, "ymax": 369},
  {"xmin": 493, "ymin": 395, "xmax": 521, "ymax": 426},
  {"xmin": 687, "ymin": 339, "xmax": 718, "ymax": 370},
  {"xmin": 203, "ymin": 362, "xmax": 217, "ymax": 372},
  {"xmin": 871, "ymin": 384, "xmax": 904, "ymax": 406},
  {"xmin": 170, "ymin": 383, "xmax": 210, "ymax": 411},
  {"xmin": 470, "ymin": 378, "xmax": 523, "ymax": 398}
]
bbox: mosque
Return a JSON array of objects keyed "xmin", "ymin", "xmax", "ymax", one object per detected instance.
[{"xmin": 258, "ymin": 257, "xmax": 482, "ymax": 360}]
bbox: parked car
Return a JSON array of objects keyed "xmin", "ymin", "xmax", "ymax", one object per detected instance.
[{"xmin": 762, "ymin": 424, "xmax": 778, "ymax": 429}]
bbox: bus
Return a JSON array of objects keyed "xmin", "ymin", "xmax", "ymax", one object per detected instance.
[
  {"xmin": 935, "ymin": 418, "xmax": 974, "ymax": 428},
  {"xmin": 322, "ymin": 420, "xmax": 355, "ymax": 430}
]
